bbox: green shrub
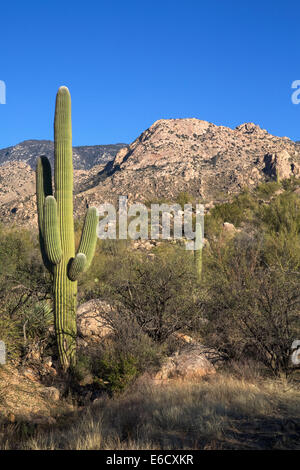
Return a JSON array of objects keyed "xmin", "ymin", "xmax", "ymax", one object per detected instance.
[
  {"xmin": 0, "ymin": 311, "xmax": 22, "ymax": 362},
  {"xmin": 255, "ymin": 181, "xmax": 281, "ymax": 199},
  {"xmin": 259, "ymin": 192, "xmax": 300, "ymax": 234},
  {"xmin": 102, "ymin": 246, "xmax": 202, "ymax": 343},
  {"xmin": 203, "ymin": 233, "xmax": 300, "ymax": 378},
  {"xmin": 175, "ymin": 191, "xmax": 193, "ymax": 209},
  {"xmin": 93, "ymin": 353, "xmax": 138, "ymax": 394},
  {"xmin": 0, "ymin": 226, "xmax": 52, "ymax": 364},
  {"xmin": 22, "ymin": 301, "xmax": 53, "ymax": 343},
  {"xmin": 209, "ymin": 191, "xmax": 256, "ymax": 227},
  {"xmin": 71, "ymin": 354, "xmax": 93, "ymax": 383},
  {"xmin": 281, "ymin": 177, "xmax": 300, "ymax": 191}
]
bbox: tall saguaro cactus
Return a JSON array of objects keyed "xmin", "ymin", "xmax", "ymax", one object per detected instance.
[{"xmin": 36, "ymin": 86, "xmax": 99, "ymax": 370}]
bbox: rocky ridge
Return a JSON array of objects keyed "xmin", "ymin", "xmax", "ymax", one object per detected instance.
[
  {"xmin": 0, "ymin": 140, "xmax": 125, "ymax": 170},
  {"xmin": 76, "ymin": 119, "xmax": 300, "ymax": 212},
  {"xmin": 0, "ymin": 119, "xmax": 299, "ymax": 226}
]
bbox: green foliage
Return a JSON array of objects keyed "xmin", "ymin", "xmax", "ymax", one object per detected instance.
[
  {"xmin": 0, "ymin": 312, "xmax": 22, "ymax": 362},
  {"xmin": 175, "ymin": 191, "xmax": 193, "ymax": 209},
  {"xmin": 204, "ymin": 180, "xmax": 300, "ymax": 243},
  {"xmin": 210, "ymin": 190, "xmax": 257, "ymax": 227},
  {"xmin": 100, "ymin": 245, "xmax": 202, "ymax": 343},
  {"xmin": 0, "ymin": 226, "xmax": 35, "ymax": 277},
  {"xmin": 281, "ymin": 177, "xmax": 300, "ymax": 191},
  {"xmin": 255, "ymin": 181, "xmax": 281, "ymax": 199},
  {"xmin": 262, "ymin": 230, "xmax": 300, "ymax": 271},
  {"xmin": 0, "ymin": 225, "xmax": 52, "ymax": 364},
  {"xmin": 70, "ymin": 354, "xmax": 92, "ymax": 383},
  {"xmin": 22, "ymin": 301, "xmax": 53, "ymax": 342},
  {"xmin": 73, "ymin": 317, "xmax": 161, "ymax": 394},
  {"xmin": 203, "ymin": 233, "xmax": 300, "ymax": 377},
  {"xmin": 258, "ymin": 192, "xmax": 300, "ymax": 234},
  {"xmin": 93, "ymin": 353, "xmax": 138, "ymax": 394},
  {"xmin": 78, "ymin": 239, "xmax": 127, "ymax": 300}
]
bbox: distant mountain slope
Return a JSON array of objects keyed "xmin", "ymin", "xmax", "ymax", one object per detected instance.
[
  {"xmin": 0, "ymin": 119, "xmax": 299, "ymax": 226},
  {"xmin": 77, "ymin": 119, "xmax": 300, "ymax": 209},
  {"xmin": 0, "ymin": 140, "xmax": 126, "ymax": 170}
]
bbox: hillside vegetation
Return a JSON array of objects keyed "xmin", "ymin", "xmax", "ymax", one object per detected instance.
[{"xmin": 0, "ymin": 178, "xmax": 299, "ymax": 449}]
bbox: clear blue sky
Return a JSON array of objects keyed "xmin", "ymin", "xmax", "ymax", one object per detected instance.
[{"xmin": 1, "ymin": 0, "xmax": 300, "ymax": 148}]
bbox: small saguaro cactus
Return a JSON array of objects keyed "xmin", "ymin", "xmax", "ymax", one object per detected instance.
[
  {"xmin": 36, "ymin": 86, "xmax": 99, "ymax": 370},
  {"xmin": 194, "ymin": 211, "xmax": 203, "ymax": 280},
  {"xmin": 194, "ymin": 241, "xmax": 203, "ymax": 280}
]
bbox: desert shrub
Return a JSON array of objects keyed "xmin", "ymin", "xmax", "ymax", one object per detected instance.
[
  {"xmin": 74, "ymin": 309, "xmax": 163, "ymax": 394},
  {"xmin": 71, "ymin": 353, "xmax": 93, "ymax": 383},
  {"xmin": 281, "ymin": 177, "xmax": 300, "ymax": 191},
  {"xmin": 203, "ymin": 212, "xmax": 223, "ymax": 239},
  {"xmin": 262, "ymin": 229, "xmax": 300, "ymax": 271},
  {"xmin": 99, "ymin": 306, "xmax": 164, "ymax": 368},
  {"xmin": 208, "ymin": 190, "xmax": 257, "ymax": 228},
  {"xmin": 258, "ymin": 192, "xmax": 300, "ymax": 234},
  {"xmin": 22, "ymin": 301, "xmax": 53, "ymax": 339},
  {"xmin": 101, "ymin": 246, "xmax": 203, "ymax": 343},
  {"xmin": 203, "ymin": 233, "xmax": 300, "ymax": 378},
  {"xmin": 78, "ymin": 239, "xmax": 130, "ymax": 301},
  {"xmin": 175, "ymin": 191, "xmax": 194, "ymax": 209},
  {"xmin": 255, "ymin": 181, "xmax": 281, "ymax": 199},
  {"xmin": 21, "ymin": 300, "xmax": 54, "ymax": 359},
  {"xmin": 0, "ymin": 226, "xmax": 52, "ymax": 364},
  {"xmin": 210, "ymin": 201, "xmax": 244, "ymax": 226},
  {"xmin": 0, "ymin": 311, "xmax": 22, "ymax": 362},
  {"xmin": 92, "ymin": 353, "xmax": 138, "ymax": 393}
]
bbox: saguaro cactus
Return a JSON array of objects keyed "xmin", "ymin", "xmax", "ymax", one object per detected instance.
[
  {"xmin": 194, "ymin": 212, "xmax": 203, "ymax": 280},
  {"xmin": 194, "ymin": 245, "xmax": 202, "ymax": 280},
  {"xmin": 36, "ymin": 86, "xmax": 99, "ymax": 370}
]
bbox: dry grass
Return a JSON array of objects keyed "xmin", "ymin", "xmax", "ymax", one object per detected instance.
[{"xmin": 1, "ymin": 372, "xmax": 300, "ymax": 450}]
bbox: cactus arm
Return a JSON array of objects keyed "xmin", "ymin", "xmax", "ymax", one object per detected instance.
[
  {"xmin": 76, "ymin": 207, "xmax": 99, "ymax": 271},
  {"xmin": 68, "ymin": 253, "xmax": 87, "ymax": 281},
  {"xmin": 67, "ymin": 207, "xmax": 98, "ymax": 280},
  {"xmin": 36, "ymin": 156, "xmax": 53, "ymax": 272},
  {"xmin": 43, "ymin": 196, "xmax": 62, "ymax": 265},
  {"xmin": 36, "ymin": 155, "xmax": 53, "ymax": 230}
]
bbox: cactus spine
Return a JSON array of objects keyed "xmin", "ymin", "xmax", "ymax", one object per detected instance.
[{"xmin": 36, "ymin": 86, "xmax": 99, "ymax": 370}]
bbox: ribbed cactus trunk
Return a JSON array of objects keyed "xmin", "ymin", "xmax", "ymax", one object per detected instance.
[
  {"xmin": 194, "ymin": 216, "xmax": 203, "ymax": 281},
  {"xmin": 54, "ymin": 88, "xmax": 77, "ymax": 369},
  {"xmin": 36, "ymin": 86, "xmax": 99, "ymax": 371},
  {"xmin": 194, "ymin": 246, "xmax": 202, "ymax": 280}
]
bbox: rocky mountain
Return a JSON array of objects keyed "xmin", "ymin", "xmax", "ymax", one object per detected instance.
[
  {"xmin": 0, "ymin": 119, "xmax": 299, "ymax": 226},
  {"xmin": 0, "ymin": 140, "xmax": 125, "ymax": 170},
  {"xmin": 77, "ymin": 119, "xmax": 300, "ymax": 209}
]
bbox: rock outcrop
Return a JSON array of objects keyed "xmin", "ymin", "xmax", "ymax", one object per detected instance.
[
  {"xmin": 0, "ymin": 365, "xmax": 71, "ymax": 424},
  {"xmin": 76, "ymin": 118, "xmax": 300, "ymax": 212},
  {"xmin": 263, "ymin": 149, "xmax": 299, "ymax": 181},
  {"xmin": 153, "ymin": 343, "xmax": 217, "ymax": 383},
  {"xmin": 77, "ymin": 299, "xmax": 115, "ymax": 344},
  {"xmin": 1, "ymin": 118, "xmax": 299, "ymax": 227}
]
